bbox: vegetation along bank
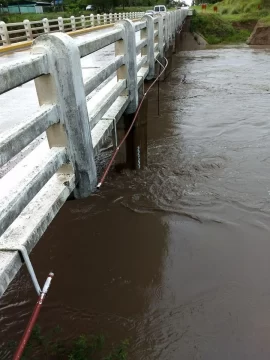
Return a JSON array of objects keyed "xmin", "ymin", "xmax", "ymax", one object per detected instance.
[{"xmin": 191, "ymin": 0, "xmax": 270, "ymax": 44}]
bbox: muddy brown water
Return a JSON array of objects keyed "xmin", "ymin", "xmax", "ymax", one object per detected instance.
[{"xmin": 2, "ymin": 45, "xmax": 270, "ymax": 359}]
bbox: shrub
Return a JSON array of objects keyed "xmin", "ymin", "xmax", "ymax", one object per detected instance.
[{"xmin": 221, "ymin": 7, "xmax": 229, "ymax": 14}]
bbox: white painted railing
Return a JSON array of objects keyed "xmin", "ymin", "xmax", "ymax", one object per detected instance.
[
  {"xmin": 0, "ymin": 9, "xmax": 189, "ymax": 296},
  {"xmin": 0, "ymin": 12, "xmax": 145, "ymax": 46}
]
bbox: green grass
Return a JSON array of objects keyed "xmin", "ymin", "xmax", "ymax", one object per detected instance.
[
  {"xmin": 257, "ymin": 13, "xmax": 270, "ymax": 23},
  {"xmin": 192, "ymin": 0, "xmax": 270, "ymax": 22},
  {"xmin": 190, "ymin": 11, "xmax": 253, "ymax": 44},
  {"xmin": 190, "ymin": 0, "xmax": 270, "ymax": 45},
  {"xmin": 8, "ymin": 324, "xmax": 130, "ymax": 360}
]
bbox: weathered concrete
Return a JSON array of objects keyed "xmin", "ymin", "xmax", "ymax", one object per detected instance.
[
  {"xmin": 0, "ymin": 54, "xmax": 48, "ymax": 95},
  {"xmin": 0, "ymin": 104, "xmax": 57, "ymax": 167},
  {"xmin": 33, "ymin": 33, "xmax": 97, "ymax": 198},
  {"xmin": 247, "ymin": 22, "xmax": 270, "ymax": 45},
  {"xmin": 115, "ymin": 19, "xmax": 138, "ymax": 114},
  {"xmin": 0, "ymin": 145, "xmax": 67, "ymax": 237},
  {"xmin": 141, "ymin": 15, "xmax": 155, "ymax": 80}
]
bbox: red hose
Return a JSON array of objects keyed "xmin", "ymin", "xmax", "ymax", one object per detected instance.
[
  {"xmin": 97, "ymin": 57, "xmax": 168, "ymax": 189},
  {"xmin": 13, "ymin": 272, "xmax": 54, "ymax": 360}
]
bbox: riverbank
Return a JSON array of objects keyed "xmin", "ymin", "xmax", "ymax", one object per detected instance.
[
  {"xmin": 190, "ymin": 11, "xmax": 251, "ymax": 44},
  {"xmin": 191, "ymin": 0, "xmax": 270, "ymax": 44}
]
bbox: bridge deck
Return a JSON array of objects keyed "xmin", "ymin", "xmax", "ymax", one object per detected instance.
[{"xmin": 0, "ymin": 10, "xmax": 188, "ymax": 297}]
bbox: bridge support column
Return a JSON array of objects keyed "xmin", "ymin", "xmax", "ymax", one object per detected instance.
[
  {"xmin": 123, "ymin": 83, "xmax": 148, "ymax": 170},
  {"xmin": 32, "ymin": 33, "xmax": 97, "ymax": 198}
]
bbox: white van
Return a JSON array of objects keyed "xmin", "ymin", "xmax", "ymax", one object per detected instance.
[{"xmin": 154, "ymin": 5, "xmax": 167, "ymax": 12}]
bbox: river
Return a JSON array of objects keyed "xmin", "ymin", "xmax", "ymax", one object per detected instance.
[{"xmin": 1, "ymin": 45, "xmax": 270, "ymax": 359}]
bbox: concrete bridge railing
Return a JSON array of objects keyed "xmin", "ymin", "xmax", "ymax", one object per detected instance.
[
  {"xmin": 0, "ymin": 9, "xmax": 189, "ymax": 296},
  {"xmin": 0, "ymin": 11, "xmax": 145, "ymax": 46}
]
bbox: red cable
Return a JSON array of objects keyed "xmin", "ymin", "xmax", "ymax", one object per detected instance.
[
  {"xmin": 97, "ymin": 57, "xmax": 168, "ymax": 189},
  {"xmin": 13, "ymin": 273, "xmax": 54, "ymax": 360}
]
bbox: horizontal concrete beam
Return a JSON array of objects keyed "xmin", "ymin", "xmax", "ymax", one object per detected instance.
[
  {"xmin": 0, "ymin": 172, "xmax": 76, "ymax": 297},
  {"xmin": 0, "ymin": 143, "xmax": 67, "ymax": 237},
  {"xmin": 0, "ymin": 54, "xmax": 48, "ymax": 95},
  {"xmin": 78, "ymin": 27, "xmax": 123, "ymax": 58},
  {"xmin": 84, "ymin": 55, "xmax": 124, "ymax": 96},
  {"xmin": 87, "ymin": 79, "xmax": 126, "ymax": 129},
  {"xmin": 0, "ymin": 104, "xmax": 58, "ymax": 167}
]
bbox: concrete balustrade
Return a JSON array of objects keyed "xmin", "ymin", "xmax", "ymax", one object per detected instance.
[
  {"xmin": 0, "ymin": 9, "xmax": 189, "ymax": 297},
  {"xmin": 0, "ymin": 11, "xmax": 145, "ymax": 46}
]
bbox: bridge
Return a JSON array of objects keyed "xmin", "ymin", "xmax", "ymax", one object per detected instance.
[
  {"xmin": 0, "ymin": 8, "xmax": 190, "ymax": 297},
  {"xmin": 0, "ymin": 12, "xmax": 145, "ymax": 49}
]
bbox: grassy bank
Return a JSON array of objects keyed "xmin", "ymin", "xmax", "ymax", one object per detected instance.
[
  {"xmin": 190, "ymin": 11, "xmax": 252, "ymax": 44},
  {"xmin": 191, "ymin": 0, "xmax": 270, "ymax": 44}
]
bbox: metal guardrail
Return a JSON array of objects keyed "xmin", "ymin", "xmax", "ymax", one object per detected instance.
[
  {"xmin": 0, "ymin": 9, "xmax": 188, "ymax": 297},
  {"xmin": 0, "ymin": 12, "xmax": 145, "ymax": 46}
]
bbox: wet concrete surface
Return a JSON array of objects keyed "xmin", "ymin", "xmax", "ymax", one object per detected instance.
[{"xmin": 2, "ymin": 45, "xmax": 270, "ymax": 359}]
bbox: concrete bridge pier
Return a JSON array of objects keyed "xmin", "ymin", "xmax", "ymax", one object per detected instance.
[
  {"xmin": 113, "ymin": 83, "xmax": 148, "ymax": 171},
  {"xmin": 123, "ymin": 83, "xmax": 148, "ymax": 170}
]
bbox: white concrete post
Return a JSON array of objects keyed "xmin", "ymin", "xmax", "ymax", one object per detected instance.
[
  {"xmin": 171, "ymin": 11, "xmax": 173, "ymax": 32},
  {"xmin": 90, "ymin": 14, "xmax": 95, "ymax": 27},
  {"xmin": 141, "ymin": 14, "xmax": 155, "ymax": 80},
  {"xmin": 32, "ymin": 33, "xmax": 97, "ymax": 197},
  {"xmin": 170, "ymin": 12, "xmax": 173, "ymax": 42},
  {"xmin": 114, "ymin": 13, "xmax": 117, "ymax": 22},
  {"xmin": 97, "ymin": 14, "xmax": 101, "ymax": 25},
  {"xmin": 115, "ymin": 19, "xmax": 138, "ymax": 114},
  {"xmin": 157, "ymin": 15, "xmax": 164, "ymax": 58},
  {"xmin": 0, "ymin": 21, "xmax": 10, "ymax": 45},
  {"xmin": 164, "ymin": 13, "xmax": 169, "ymax": 50},
  {"xmin": 109, "ymin": 13, "xmax": 113, "ymax": 23},
  {"xmin": 58, "ymin": 16, "xmax": 64, "ymax": 32},
  {"xmin": 103, "ymin": 13, "xmax": 107, "ymax": 24},
  {"xmin": 81, "ymin": 15, "xmax": 85, "ymax": 28},
  {"xmin": 42, "ymin": 18, "xmax": 50, "ymax": 33},
  {"xmin": 23, "ymin": 19, "xmax": 33, "ymax": 41},
  {"xmin": 171, "ymin": 12, "xmax": 176, "ymax": 51},
  {"xmin": 70, "ymin": 16, "xmax": 76, "ymax": 31}
]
